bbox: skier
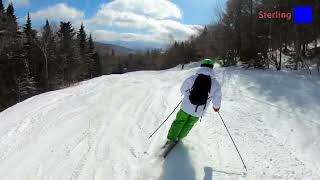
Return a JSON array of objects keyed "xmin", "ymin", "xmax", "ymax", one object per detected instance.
[{"xmin": 166, "ymin": 59, "xmax": 222, "ymax": 143}]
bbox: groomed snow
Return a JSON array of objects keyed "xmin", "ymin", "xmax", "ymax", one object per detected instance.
[{"xmin": 0, "ymin": 65, "xmax": 319, "ymax": 180}]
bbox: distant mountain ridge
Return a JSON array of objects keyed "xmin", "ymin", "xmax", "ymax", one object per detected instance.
[{"xmin": 94, "ymin": 42, "xmax": 135, "ymax": 56}]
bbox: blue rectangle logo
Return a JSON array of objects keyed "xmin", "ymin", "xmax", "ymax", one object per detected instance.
[{"xmin": 294, "ymin": 6, "xmax": 313, "ymax": 24}]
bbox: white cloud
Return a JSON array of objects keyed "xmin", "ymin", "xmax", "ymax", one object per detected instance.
[
  {"xmin": 85, "ymin": 0, "xmax": 182, "ymax": 32},
  {"xmin": 93, "ymin": 30, "xmax": 161, "ymax": 43},
  {"xmin": 29, "ymin": 3, "xmax": 84, "ymax": 22},
  {"xmin": 92, "ymin": 21, "xmax": 202, "ymax": 44},
  {"xmin": 6, "ymin": 0, "xmax": 29, "ymax": 7},
  {"xmin": 28, "ymin": 0, "xmax": 202, "ymax": 45},
  {"xmin": 99, "ymin": 0, "xmax": 182, "ymax": 20},
  {"xmin": 85, "ymin": 0, "xmax": 202, "ymax": 44}
]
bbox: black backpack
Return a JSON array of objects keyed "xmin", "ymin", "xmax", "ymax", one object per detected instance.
[{"xmin": 189, "ymin": 74, "xmax": 212, "ymax": 112}]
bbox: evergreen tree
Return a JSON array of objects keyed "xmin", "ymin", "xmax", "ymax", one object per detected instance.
[
  {"xmin": 88, "ymin": 33, "xmax": 94, "ymax": 54},
  {"xmin": 5, "ymin": 3, "xmax": 18, "ymax": 32},
  {"xmin": 58, "ymin": 21, "xmax": 76, "ymax": 84},
  {"xmin": 87, "ymin": 34, "xmax": 94, "ymax": 76},
  {"xmin": 77, "ymin": 23, "xmax": 89, "ymax": 79},
  {"xmin": 0, "ymin": 2, "xmax": 19, "ymax": 111},
  {"xmin": 0, "ymin": 0, "xmax": 4, "ymax": 23},
  {"xmin": 87, "ymin": 34, "xmax": 101, "ymax": 77},
  {"xmin": 58, "ymin": 21, "xmax": 75, "ymax": 50},
  {"xmin": 0, "ymin": 0, "xmax": 5, "ymax": 53},
  {"xmin": 77, "ymin": 23, "xmax": 86, "ymax": 53},
  {"xmin": 4, "ymin": 40, "xmax": 38, "ymax": 103},
  {"xmin": 23, "ymin": 12, "xmax": 37, "ymax": 38},
  {"xmin": 58, "ymin": 22, "xmax": 75, "ymax": 59},
  {"xmin": 24, "ymin": 12, "xmax": 32, "ymax": 33},
  {"xmin": 0, "ymin": 0, "xmax": 4, "ymax": 13},
  {"xmin": 23, "ymin": 12, "xmax": 37, "ymax": 77},
  {"xmin": 92, "ymin": 52, "xmax": 102, "ymax": 77},
  {"xmin": 0, "ymin": 48, "xmax": 17, "ymax": 111},
  {"xmin": 6, "ymin": 3, "xmax": 15, "ymax": 18}
]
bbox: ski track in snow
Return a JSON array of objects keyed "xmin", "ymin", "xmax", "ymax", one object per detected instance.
[{"xmin": 0, "ymin": 65, "xmax": 319, "ymax": 180}]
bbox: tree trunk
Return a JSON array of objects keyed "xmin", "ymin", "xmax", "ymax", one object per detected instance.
[
  {"xmin": 313, "ymin": 15, "xmax": 318, "ymax": 53},
  {"xmin": 284, "ymin": 25, "xmax": 288, "ymax": 52},
  {"xmin": 267, "ymin": 22, "xmax": 272, "ymax": 68},
  {"xmin": 302, "ymin": 43, "xmax": 306, "ymax": 57},
  {"xmin": 315, "ymin": 27, "xmax": 318, "ymax": 54},
  {"xmin": 235, "ymin": 0, "xmax": 242, "ymax": 58},
  {"xmin": 249, "ymin": 0, "xmax": 253, "ymax": 48},
  {"xmin": 278, "ymin": 32, "xmax": 282, "ymax": 71},
  {"xmin": 44, "ymin": 52, "xmax": 48, "ymax": 90},
  {"xmin": 34, "ymin": 41, "xmax": 49, "ymax": 91},
  {"xmin": 284, "ymin": 39, "xmax": 288, "ymax": 52},
  {"xmin": 17, "ymin": 78, "xmax": 21, "ymax": 102},
  {"xmin": 294, "ymin": 25, "xmax": 300, "ymax": 70}
]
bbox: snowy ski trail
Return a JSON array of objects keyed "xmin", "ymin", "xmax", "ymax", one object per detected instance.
[{"xmin": 0, "ymin": 65, "xmax": 319, "ymax": 180}]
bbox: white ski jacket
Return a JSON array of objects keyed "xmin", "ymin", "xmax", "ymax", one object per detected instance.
[{"xmin": 180, "ymin": 67, "xmax": 222, "ymax": 118}]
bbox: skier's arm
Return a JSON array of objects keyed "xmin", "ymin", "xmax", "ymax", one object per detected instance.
[
  {"xmin": 211, "ymin": 80, "xmax": 222, "ymax": 109},
  {"xmin": 180, "ymin": 75, "xmax": 195, "ymax": 95}
]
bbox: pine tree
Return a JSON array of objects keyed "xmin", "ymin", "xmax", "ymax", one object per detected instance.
[
  {"xmin": 5, "ymin": 3, "xmax": 17, "ymax": 31},
  {"xmin": 0, "ymin": 0, "xmax": 4, "ymax": 21},
  {"xmin": 5, "ymin": 42, "xmax": 38, "ymax": 102},
  {"xmin": 0, "ymin": 0, "xmax": 4, "ymax": 13},
  {"xmin": 76, "ymin": 23, "xmax": 89, "ymax": 79},
  {"xmin": 24, "ymin": 12, "xmax": 32, "ymax": 33},
  {"xmin": 77, "ymin": 23, "xmax": 86, "ymax": 53},
  {"xmin": 24, "ymin": 12, "xmax": 36, "ymax": 37},
  {"xmin": 6, "ymin": 3, "xmax": 15, "ymax": 18},
  {"xmin": 87, "ymin": 34, "xmax": 95, "ymax": 77},
  {"xmin": 0, "ymin": 2, "xmax": 21, "ymax": 110},
  {"xmin": 0, "ymin": 0, "xmax": 5, "ymax": 52},
  {"xmin": 87, "ymin": 34, "xmax": 101, "ymax": 77},
  {"xmin": 58, "ymin": 21, "xmax": 76, "ymax": 84},
  {"xmin": 58, "ymin": 21, "xmax": 75, "ymax": 52},
  {"xmin": 23, "ymin": 12, "xmax": 38, "ymax": 84},
  {"xmin": 92, "ymin": 52, "xmax": 101, "ymax": 77},
  {"xmin": 88, "ymin": 34, "xmax": 94, "ymax": 54}
]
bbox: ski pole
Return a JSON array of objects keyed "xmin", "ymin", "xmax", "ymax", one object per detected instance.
[
  {"xmin": 217, "ymin": 112, "xmax": 248, "ymax": 172},
  {"xmin": 148, "ymin": 99, "xmax": 183, "ymax": 139},
  {"xmin": 199, "ymin": 96, "xmax": 212, "ymax": 122}
]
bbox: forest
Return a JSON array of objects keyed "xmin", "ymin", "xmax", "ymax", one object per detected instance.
[
  {"xmin": 0, "ymin": 1, "xmax": 101, "ymax": 111},
  {"xmin": 187, "ymin": 0, "xmax": 320, "ymax": 70}
]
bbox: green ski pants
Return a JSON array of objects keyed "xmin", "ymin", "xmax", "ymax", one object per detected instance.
[{"xmin": 167, "ymin": 109, "xmax": 199, "ymax": 140}]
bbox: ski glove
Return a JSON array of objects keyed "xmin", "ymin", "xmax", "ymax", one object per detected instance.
[{"xmin": 213, "ymin": 107, "xmax": 220, "ymax": 112}]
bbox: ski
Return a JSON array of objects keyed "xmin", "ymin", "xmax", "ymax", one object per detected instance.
[{"xmin": 162, "ymin": 141, "xmax": 179, "ymax": 158}]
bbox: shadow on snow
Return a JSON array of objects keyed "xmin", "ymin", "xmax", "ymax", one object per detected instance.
[
  {"xmin": 160, "ymin": 143, "xmax": 196, "ymax": 180},
  {"xmin": 158, "ymin": 141, "xmax": 246, "ymax": 180}
]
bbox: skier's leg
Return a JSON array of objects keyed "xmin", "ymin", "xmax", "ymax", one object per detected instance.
[
  {"xmin": 177, "ymin": 115, "xmax": 199, "ymax": 139},
  {"xmin": 167, "ymin": 110, "xmax": 189, "ymax": 141}
]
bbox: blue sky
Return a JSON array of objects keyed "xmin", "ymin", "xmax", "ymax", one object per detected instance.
[{"xmin": 5, "ymin": 0, "xmax": 226, "ymax": 49}]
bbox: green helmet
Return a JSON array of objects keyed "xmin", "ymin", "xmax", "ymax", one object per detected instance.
[{"xmin": 200, "ymin": 59, "xmax": 214, "ymax": 68}]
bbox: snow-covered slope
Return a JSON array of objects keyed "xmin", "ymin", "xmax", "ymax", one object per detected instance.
[{"xmin": 0, "ymin": 66, "xmax": 320, "ymax": 180}]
